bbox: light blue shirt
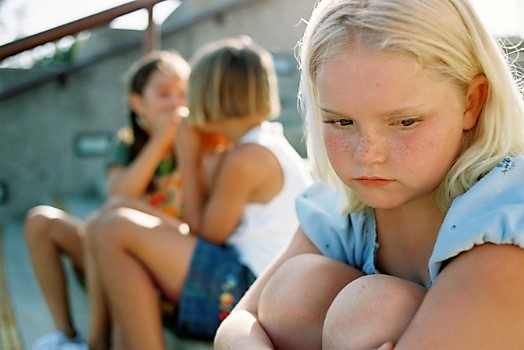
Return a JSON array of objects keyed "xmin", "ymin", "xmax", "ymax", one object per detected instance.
[{"xmin": 296, "ymin": 156, "xmax": 524, "ymax": 288}]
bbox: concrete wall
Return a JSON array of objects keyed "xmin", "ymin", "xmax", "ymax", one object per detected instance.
[{"xmin": 0, "ymin": 0, "xmax": 317, "ymax": 223}]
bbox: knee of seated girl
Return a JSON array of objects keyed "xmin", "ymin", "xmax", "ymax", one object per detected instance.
[
  {"xmin": 259, "ymin": 254, "xmax": 363, "ymax": 328},
  {"xmin": 24, "ymin": 205, "xmax": 69, "ymax": 244},
  {"xmin": 323, "ymin": 274, "xmax": 426, "ymax": 349}
]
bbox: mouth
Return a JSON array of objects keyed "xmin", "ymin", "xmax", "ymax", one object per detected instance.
[{"xmin": 355, "ymin": 177, "xmax": 392, "ymax": 187}]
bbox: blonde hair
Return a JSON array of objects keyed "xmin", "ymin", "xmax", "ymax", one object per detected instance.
[
  {"xmin": 187, "ymin": 35, "xmax": 280, "ymax": 125},
  {"xmin": 297, "ymin": 0, "xmax": 524, "ymax": 213}
]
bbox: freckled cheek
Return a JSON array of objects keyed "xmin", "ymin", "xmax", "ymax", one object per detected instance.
[
  {"xmin": 396, "ymin": 133, "xmax": 453, "ymax": 171},
  {"xmin": 393, "ymin": 135, "xmax": 428, "ymax": 163},
  {"xmin": 323, "ymin": 129, "xmax": 353, "ymax": 163}
]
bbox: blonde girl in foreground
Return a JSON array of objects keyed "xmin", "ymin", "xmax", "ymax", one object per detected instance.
[{"xmin": 214, "ymin": 0, "xmax": 524, "ymax": 349}]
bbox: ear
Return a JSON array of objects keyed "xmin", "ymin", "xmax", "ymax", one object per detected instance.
[
  {"xmin": 462, "ymin": 74, "xmax": 488, "ymax": 131},
  {"xmin": 129, "ymin": 93, "xmax": 142, "ymax": 115}
]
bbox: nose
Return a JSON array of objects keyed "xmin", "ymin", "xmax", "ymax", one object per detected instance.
[
  {"xmin": 353, "ymin": 128, "xmax": 387, "ymax": 165},
  {"xmin": 169, "ymin": 93, "xmax": 185, "ymax": 108}
]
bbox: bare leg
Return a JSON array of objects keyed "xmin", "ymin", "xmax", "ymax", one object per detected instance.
[
  {"xmin": 24, "ymin": 205, "xmax": 85, "ymax": 338},
  {"xmin": 323, "ymin": 274, "xmax": 425, "ymax": 350},
  {"xmin": 91, "ymin": 207, "xmax": 197, "ymax": 350},
  {"xmin": 83, "ymin": 214, "xmax": 111, "ymax": 350},
  {"xmin": 111, "ymin": 321, "xmax": 126, "ymax": 350},
  {"xmin": 258, "ymin": 254, "xmax": 363, "ymax": 350},
  {"xmin": 81, "ymin": 197, "xmax": 190, "ymax": 350}
]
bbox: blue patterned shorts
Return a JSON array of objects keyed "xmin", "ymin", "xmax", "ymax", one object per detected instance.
[{"xmin": 167, "ymin": 239, "xmax": 256, "ymax": 340}]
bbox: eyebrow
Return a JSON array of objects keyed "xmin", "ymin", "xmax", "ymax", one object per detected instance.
[
  {"xmin": 319, "ymin": 107, "xmax": 347, "ymax": 117},
  {"xmin": 319, "ymin": 105, "xmax": 427, "ymax": 118}
]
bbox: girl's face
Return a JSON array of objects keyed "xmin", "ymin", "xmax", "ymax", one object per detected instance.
[
  {"xmin": 132, "ymin": 69, "xmax": 187, "ymax": 131},
  {"xmin": 317, "ymin": 46, "xmax": 475, "ymax": 210}
]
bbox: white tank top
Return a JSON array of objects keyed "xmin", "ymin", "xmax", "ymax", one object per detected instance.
[{"xmin": 226, "ymin": 121, "xmax": 313, "ymax": 276}]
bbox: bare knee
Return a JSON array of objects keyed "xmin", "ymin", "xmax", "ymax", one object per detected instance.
[
  {"xmin": 84, "ymin": 196, "xmax": 143, "ymax": 251},
  {"xmin": 84, "ymin": 209, "xmax": 122, "ymax": 255},
  {"xmin": 260, "ymin": 255, "xmax": 358, "ymax": 320},
  {"xmin": 259, "ymin": 254, "xmax": 362, "ymax": 349},
  {"xmin": 24, "ymin": 205, "xmax": 60, "ymax": 244},
  {"xmin": 98, "ymin": 196, "xmax": 130, "ymax": 215},
  {"xmin": 323, "ymin": 274, "xmax": 425, "ymax": 350}
]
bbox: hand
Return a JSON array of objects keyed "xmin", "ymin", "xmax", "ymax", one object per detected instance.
[
  {"xmin": 151, "ymin": 107, "xmax": 187, "ymax": 150},
  {"xmin": 374, "ymin": 341, "xmax": 394, "ymax": 350},
  {"xmin": 175, "ymin": 118, "xmax": 204, "ymax": 162}
]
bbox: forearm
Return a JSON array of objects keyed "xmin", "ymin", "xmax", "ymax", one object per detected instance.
[
  {"xmin": 214, "ymin": 231, "xmax": 320, "ymax": 348},
  {"xmin": 395, "ymin": 244, "xmax": 524, "ymax": 349},
  {"xmin": 176, "ymin": 121, "xmax": 207, "ymax": 231},
  {"xmin": 107, "ymin": 138, "xmax": 167, "ymax": 197},
  {"xmin": 179, "ymin": 160, "xmax": 206, "ymax": 231},
  {"xmin": 214, "ymin": 310, "xmax": 274, "ymax": 350}
]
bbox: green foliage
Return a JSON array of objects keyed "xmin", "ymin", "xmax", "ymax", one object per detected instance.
[{"xmin": 32, "ymin": 36, "xmax": 79, "ymax": 68}]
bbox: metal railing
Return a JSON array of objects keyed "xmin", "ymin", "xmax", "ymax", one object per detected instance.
[
  {"xmin": 0, "ymin": 0, "xmax": 265, "ymax": 102},
  {"xmin": 0, "ymin": 0, "xmax": 168, "ymax": 61}
]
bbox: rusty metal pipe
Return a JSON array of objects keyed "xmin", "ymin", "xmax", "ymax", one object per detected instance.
[
  {"xmin": 0, "ymin": 0, "xmax": 167, "ymax": 61},
  {"xmin": 145, "ymin": 3, "xmax": 158, "ymax": 52}
]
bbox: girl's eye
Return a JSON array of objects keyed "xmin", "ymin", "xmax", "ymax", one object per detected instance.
[
  {"xmin": 323, "ymin": 118, "xmax": 353, "ymax": 127},
  {"xmin": 396, "ymin": 118, "xmax": 419, "ymax": 128}
]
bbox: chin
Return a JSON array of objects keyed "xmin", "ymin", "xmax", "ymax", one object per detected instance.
[{"xmin": 357, "ymin": 195, "xmax": 405, "ymax": 210}]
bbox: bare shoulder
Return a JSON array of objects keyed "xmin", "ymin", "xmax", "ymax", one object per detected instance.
[
  {"xmin": 215, "ymin": 143, "xmax": 282, "ymax": 204},
  {"xmin": 223, "ymin": 143, "xmax": 281, "ymax": 177}
]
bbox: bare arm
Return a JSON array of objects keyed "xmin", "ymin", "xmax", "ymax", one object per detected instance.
[
  {"xmin": 396, "ymin": 243, "xmax": 524, "ymax": 349},
  {"xmin": 214, "ymin": 229, "xmax": 321, "ymax": 349},
  {"xmin": 197, "ymin": 144, "xmax": 270, "ymax": 243},
  {"xmin": 178, "ymin": 123, "xmax": 282, "ymax": 243},
  {"xmin": 175, "ymin": 120, "xmax": 208, "ymax": 231},
  {"xmin": 107, "ymin": 109, "xmax": 181, "ymax": 197}
]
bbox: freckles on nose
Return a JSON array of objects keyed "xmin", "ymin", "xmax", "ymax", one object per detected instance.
[
  {"xmin": 355, "ymin": 133, "xmax": 387, "ymax": 161},
  {"xmin": 356, "ymin": 133, "xmax": 370, "ymax": 153}
]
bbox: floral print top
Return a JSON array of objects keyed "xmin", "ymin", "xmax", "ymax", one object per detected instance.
[{"xmin": 106, "ymin": 138, "xmax": 183, "ymax": 218}]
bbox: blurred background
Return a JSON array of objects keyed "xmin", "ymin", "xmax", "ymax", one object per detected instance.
[{"xmin": 0, "ymin": 0, "xmax": 319, "ymax": 224}]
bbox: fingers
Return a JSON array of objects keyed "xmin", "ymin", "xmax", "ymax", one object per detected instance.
[{"xmin": 376, "ymin": 341, "xmax": 394, "ymax": 350}]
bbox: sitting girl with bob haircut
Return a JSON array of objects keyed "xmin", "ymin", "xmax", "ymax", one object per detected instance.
[{"xmin": 87, "ymin": 35, "xmax": 312, "ymax": 349}]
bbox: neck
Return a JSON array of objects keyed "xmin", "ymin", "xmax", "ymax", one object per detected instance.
[
  {"xmin": 374, "ymin": 196, "xmax": 444, "ymax": 285},
  {"xmin": 225, "ymin": 118, "xmax": 265, "ymax": 144},
  {"xmin": 375, "ymin": 196, "xmax": 444, "ymax": 234}
]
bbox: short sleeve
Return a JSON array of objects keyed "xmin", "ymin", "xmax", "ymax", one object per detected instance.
[
  {"xmin": 295, "ymin": 182, "xmax": 379, "ymax": 273},
  {"xmin": 106, "ymin": 137, "xmax": 131, "ymax": 169},
  {"xmin": 429, "ymin": 156, "xmax": 524, "ymax": 284}
]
